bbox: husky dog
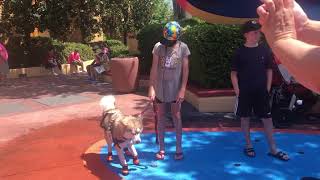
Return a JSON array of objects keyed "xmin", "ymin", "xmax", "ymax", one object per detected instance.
[{"xmin": 100, "ymin": 95, "xmax": 143, "ymax": 175}]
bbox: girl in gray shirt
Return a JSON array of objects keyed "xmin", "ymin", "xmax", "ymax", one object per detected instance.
[{"xmin": 149, "ymin": 21, "xmax": 190, "ymax": 160}]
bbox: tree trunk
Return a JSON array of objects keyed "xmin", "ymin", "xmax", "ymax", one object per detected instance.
[
  {"xmin": 172, "ymin": 0, "xmax": 186, "ymax": 20},
  {"xmin": 123, "ymin": 30, "xmax": 128, "ymax": 45}
]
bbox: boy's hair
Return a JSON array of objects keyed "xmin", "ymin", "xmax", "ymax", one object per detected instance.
[{"xmin": 241, "ymin": 20, "xmax": 261, "ymax": 34}]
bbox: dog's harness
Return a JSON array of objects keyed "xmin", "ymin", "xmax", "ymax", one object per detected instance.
[
  {"xmin": 101, "ymin": 102, "xmax": 152, "ymax": 148},
  {"xmin": 100, "ymin": 108, "xmax": 118, "ymax": 131}
]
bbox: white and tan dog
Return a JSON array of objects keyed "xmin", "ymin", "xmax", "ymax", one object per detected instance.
[{"xmin": 100, "ymin": 95, "xmax": 143, "ymax": 175}]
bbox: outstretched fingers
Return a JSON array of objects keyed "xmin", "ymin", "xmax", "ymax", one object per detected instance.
[{"xmin": 257, "ymin": 4, "xmax": 269, "ymax": 25}]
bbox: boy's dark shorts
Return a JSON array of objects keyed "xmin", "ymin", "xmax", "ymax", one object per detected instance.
[{"xmin": 236, "ymin": 91, "xmax": 272, "ymax": 119}]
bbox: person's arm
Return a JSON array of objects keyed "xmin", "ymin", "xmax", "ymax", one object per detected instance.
[
  {"xmin": 91, "ymin": 56, "xmax": 97, "ymax": 65},
  {"xmin": 177, "ymin": 56, "xmax": 189, "ymax": 103},
  {"xmin": 230, "ymin": 50, "xmax": 240, "ymax": 96},
  {"xmin": 297, "ymin": 20, "xmax": 320, "ymax": 46},
  {"xmin": 230, "ymin": 71, "xmax": 240, "ymax": 96},
  {"xmin": 257, "ymin": 0, "xmax": 320, "ymax": 93},
  {"xmin": 273, "ymin": 39, "xmax": 320, "ymax": 93},
  {"xmin": 75, "ymin": 53, "xmax": 81, "ymax": 62},
  {"xmin": 266, "ymin": 47, "xmax": 274, "ymax": 93},
  {"xmin": 148, "ymin": 53, "xmax": 159, "ymax": 101},
  {"xmin": 266, "ymin": 69, "xmax": 273, "ymax": 92}
]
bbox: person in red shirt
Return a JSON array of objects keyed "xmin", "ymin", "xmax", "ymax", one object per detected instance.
[{"xmin": 68, "ymin": 50, "xmax": 84, "ymax": 72}]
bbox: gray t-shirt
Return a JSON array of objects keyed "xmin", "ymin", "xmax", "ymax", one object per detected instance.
[{"xmin": 152, "ymin": 41, "xmax": 191, "ymax": 102}]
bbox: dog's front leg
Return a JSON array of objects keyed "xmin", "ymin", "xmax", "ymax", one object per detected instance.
[
  {"xmin": 115, "ymin": 142, "xmax": 128, "ymax": 166},
  {"xmin": 128, "ymin": 141, "xmax": 140, "ymax": 165},
  {"xmin": 127, "ymin": 140, "xmax": 138, "ymax": 157},
  {"xmin": 104, "ymin": 131, "xmax": 113, "ymax": 153},
  {"xmin": 104, "ymin": 131, "xmax": 113, "ymax": 162},
  {"xmin": 115, "ymin": 142, "xmax": 129, "ymax": 175}
]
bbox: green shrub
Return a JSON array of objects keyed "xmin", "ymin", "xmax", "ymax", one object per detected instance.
[
  {"xmin": 6, "ymin": 37, "xmax": 93, "ymax": 68},
  {"xmin": 181, "ymin": 24, "xmax": 243, "ymax": 88},
  {"xmin": 51, "ymin": 39, "xmax": 66, "ymax": 63},
  {"xmin": 28, "ymin": 37, "xmax": 66, "ymax": 66},
  {"xmin": 6, "ymin": 37, "xmax": 64, "ymax": 68},
  {"xmin": 105, "ymin": 39, "xmax": 124, "ymax": 47},
  {"xmin": 178, "ymin": 18, "xmax": 204, "ymax": 28},
  {"xmin": 136, "ymin": 23, "xmax": 164, "ymax": 75},
  {"xmin": 87, "ymin": 39, "xmax": 129, "ymax": 58},
  {"xmin": 105, "ymin": 39, "xmax": 129, "ymax": 58},
  {"xmin": 137, "ymin": 22, "xmax": 243, "ymax": 88}
]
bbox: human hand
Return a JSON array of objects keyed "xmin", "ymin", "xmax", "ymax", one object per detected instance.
[
  {"xmin": 235, "ymin": 88, "xmax": 240, "ymax": 97},
  {"xmin": 257, "ymin": 0, "xmax": 297, "ymax": 47},
  {"xmin": 176, "ymin": 89, "xmax": 185, "ymax": 104},
  {"xmin": 292, "ymin": 1, "xmax": 308, "ymax": 32},
  {"xmin": 259, "ymin": 1, "xmax": 308, "ymax": 32},
  {"xmin": 267, "ymin": 86, "xmax": 272, "ymax": 93},
  {"xmin": 148, "ymin": 87, "xmax": 156, "ymax": 101}
]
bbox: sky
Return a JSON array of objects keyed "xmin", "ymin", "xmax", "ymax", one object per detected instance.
[{"xmin": 165, "ymin": 0, "xmax": 173, "ymax": 9}]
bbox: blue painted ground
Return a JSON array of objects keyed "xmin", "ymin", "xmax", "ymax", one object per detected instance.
[{"xmin": 100, "ymin": 131, "xmax": 320, "ymax": 180}]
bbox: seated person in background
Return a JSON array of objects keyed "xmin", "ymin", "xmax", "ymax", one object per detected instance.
[
  {"xmin": 44, "ymin": 47, "xmax": 61, "ymax": 76},
  {"xmin": 68, "ymin": 49, "xmax": 84, "ymax": 72},
  {"xmin": 87, "ymin": 46, "xmax": 110, "ymax": 81}
]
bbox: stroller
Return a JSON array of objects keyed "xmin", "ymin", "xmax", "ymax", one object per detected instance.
[{"xmin": 270, "ymin": 57, "xmax": 318, "ymax": 128}]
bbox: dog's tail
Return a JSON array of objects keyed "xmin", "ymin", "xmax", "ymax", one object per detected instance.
[{"xmin": 100, "ymin": 95, "xmax": 116, "ymax": 111}]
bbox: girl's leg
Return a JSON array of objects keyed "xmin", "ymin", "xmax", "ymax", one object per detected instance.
[
  {"xmin": 155, "ymin": 102, "xmax": 166, "ymax": 159},
  {"xmin": 171, "ymin": 102, "xmax": 183, "ymax": 158},
  {"xmin": 50, "ymin": 67, "xmax": 57, "ymax": 75},
  {"xmin": 86, "ymin": 65, "xmax": 92, "ymax": 78},
  {"xmin": 92, "ymin": 68, "xmax": 98, "ymax": 81},
  {"xmin": 53, "ymin": 66, "xmax": 61, "ymax": 75}
]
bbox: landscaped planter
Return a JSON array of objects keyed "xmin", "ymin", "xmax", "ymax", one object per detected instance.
[
  {"xmin": 110, "ymin": 57, "xmax": 139, "ymax": 93},
  {"xmin": 7, "ymin": 60, "xmax": 94, "ymax": 78},
  {"xmin": 8, "ymin": 67, "xmax": 51, "ymax": 78},
  {"xmin": 185, "ymin": 85, "xmax": 236, "ymax": 113}
]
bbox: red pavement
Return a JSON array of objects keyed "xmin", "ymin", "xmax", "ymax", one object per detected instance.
[{"xmin": 0, "ymin": 75, "xmax": 154, "ymax": 180}]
